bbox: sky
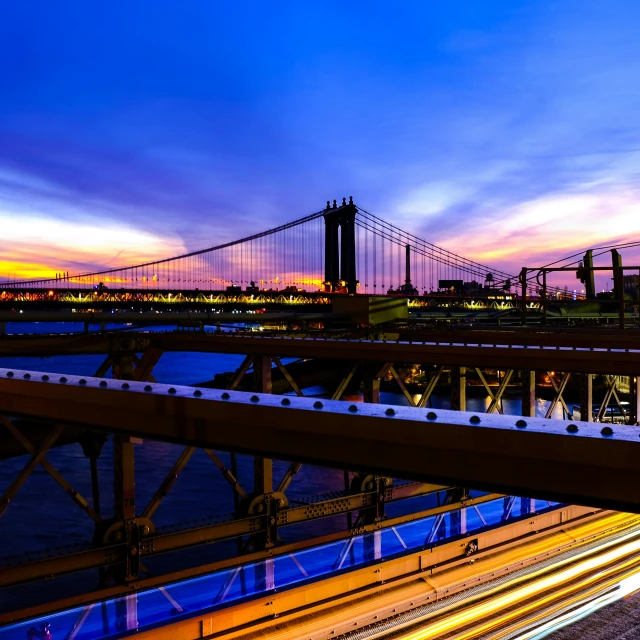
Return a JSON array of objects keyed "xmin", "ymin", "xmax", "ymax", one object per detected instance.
[{"xmin": 1, "ymin": 1, "xmax": 640, "ymax": 285}]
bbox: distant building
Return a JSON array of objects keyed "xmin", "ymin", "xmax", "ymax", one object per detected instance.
[{"xmin": 623, "ymin": 275, "xmax": 639, "ymax": 295}]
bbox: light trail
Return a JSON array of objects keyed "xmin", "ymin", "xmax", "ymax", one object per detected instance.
[
  {"xmin": 510, "ymin": 570, "xmax": 640, "ymax": 639},
  {"xmin": 394, "ymin": 535, "xmax": 640, "ymax": 640}
]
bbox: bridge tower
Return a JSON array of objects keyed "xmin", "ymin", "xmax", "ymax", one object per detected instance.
[{"xmin": 323, "ymin": 197, "xmax": 358, "ymax": 294}]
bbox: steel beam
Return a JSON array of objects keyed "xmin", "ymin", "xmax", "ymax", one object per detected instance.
[
  {"xmin": 3, "ymin": 331, "xmax": 640, "ymax": 375},
  {"xmin": 3, "ymin": 369, "xmax": 640, "ymax": 510}
]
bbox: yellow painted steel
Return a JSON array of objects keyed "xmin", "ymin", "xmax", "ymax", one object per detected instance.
[{"xmin": 131, "ymin": 509, "xmax": 640, "ymax": 640}]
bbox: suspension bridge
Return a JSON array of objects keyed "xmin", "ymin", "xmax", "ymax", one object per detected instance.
[
  {"xmin": 0, "ymin": 198, "xmax": 530, "ymax": 296},
  {"xmin": 2, "ymin": 198, "xmax": 639, "ymax": 322}
]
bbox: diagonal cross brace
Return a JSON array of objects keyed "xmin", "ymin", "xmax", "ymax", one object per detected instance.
[
  {"xmin": 389, "ymin": 365, "xmax": 416, "ymax": 407},
  {"xmin": 142, "ymin": 446, "xmax": 196, "ymax": 519},
  {"xmin": 227, "ymin": 355, "xmax": 254, "ymax": 391},
  {"xmin": 487, "ymin": 370, "xmax": 514, "ymax": 414},
  {"xmin": 204, "ymin": 449, "xmax": 248, "ymax": 499},
  {"xmin": 597, "ymin": 376, "xmax": 627, "ymax": 422},
  {"xmin": 132, "ymin": 349, "xmax": 163, "ymax": 382},
  {"xmin": 277, "ymin": 463, "xmax": 303, "ymax": 494},
  {"xmin": 417, "ymin": 366, "xmax": 444, "ymax": 409},
  {"xmin": 1, "ymin": 417, "xmax": 101, "ymax": 523},
  {"xmin": 0, "ymin": 425, "xmax": 63, "ymax": 518},
  {"xmin": 546, "ymin": 372, "xmax": 571, "ymax": 419},
  {"xmin": 475, "ymin": 368, "xmax": 495, "ymax": 402},
  {"xmin": 272, "ymin": 357, "xmax": 304, "ymax": 397},
  {"xmin": 332, "ymin": 362, "xmax": 359, "ymax": 400}
]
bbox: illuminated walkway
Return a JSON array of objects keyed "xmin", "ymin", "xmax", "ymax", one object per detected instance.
[{"xmin": 2, "ymin": 496, "xmax": 550, "ymax": 640}]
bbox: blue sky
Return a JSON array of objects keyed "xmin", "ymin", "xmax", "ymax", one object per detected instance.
[{"xmin": 1, "ymin": 1, "xmax": 640, "ymax": 280}]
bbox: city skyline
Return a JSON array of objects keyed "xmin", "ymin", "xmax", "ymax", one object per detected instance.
[{"xmin": 2, "ymin": 1, "xmax": 640, "ymax": 282}]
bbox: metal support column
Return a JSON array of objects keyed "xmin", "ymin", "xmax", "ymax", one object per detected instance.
[
  {"xmin": 253, "ymin": 356, "xmax": 273, "ymax": 500},
  {"xmin": 612, "ymin": 249, "xmax": 625, "ymax": 329},
  {"xmin": 113, "ymin": 435, "xmax": 139, "ymax": 631},
  {"xmin": 451, "ymin": 367, "xmax": 466, "ymax": 411},
  {"xmin": 520, "ymin": 268, "xmax": 528, "ymax": 325},
  {"xmin": 630, "ymin": 375, "xmax": 640, "ymax": 426},
  {"xmin": 579, "ymin": 373, "xmax": 593, "ymax": 422},
  {"xmin": 356, "ymin": 475, "xmax": 387, "ymax": 562},
  {"xmin": 114, "ymin": 436, "xmax": 136, "ymax": 524},
  {"xmin": 521, "ymin": 497, "xmax": 534, "ymax": 514},
  {"xmin": 583, "ymin": 249, "xmax": 595, "ymax": 299},
  {"xmin": 449, "ymin": 488, "xmax": 468, "ymax": 536},
  {"xmin": 542, "ymin": 270, "xmax": 547, "ymax": 325},
  {"xmin": 79, "ymin": 433, "xmax": 108, "ymax": 520},
  {"xmin": 115, "ymin": 595, "xmax": 138, "ymax": 634},
  {"xmin": 252, "ymin": 356, "xmax": 274, "ymax": 590},
  {"xmin": 361, "ymin": 365, "xmax": 381, "ymax": 404},
  {"xmin": 521, "ymin": 370, "xmax": 536, "ymax": 417}
]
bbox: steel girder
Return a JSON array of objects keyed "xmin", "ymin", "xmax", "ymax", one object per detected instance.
[
  {"xmin": 0, "ymin": 478, "xmax": 451, "ymax": 589},
  {"xmin": 0, "ymin": 331, "xmax": 639, "ymax": 375},
  {"xmin": 2, "ymin": 368, "xmax": 640, "ymax": 511}
]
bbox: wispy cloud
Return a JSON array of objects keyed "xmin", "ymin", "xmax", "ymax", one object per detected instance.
[{"xmin": 1, "ymin": 1, "xmax": 640, "ymax": 278}]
